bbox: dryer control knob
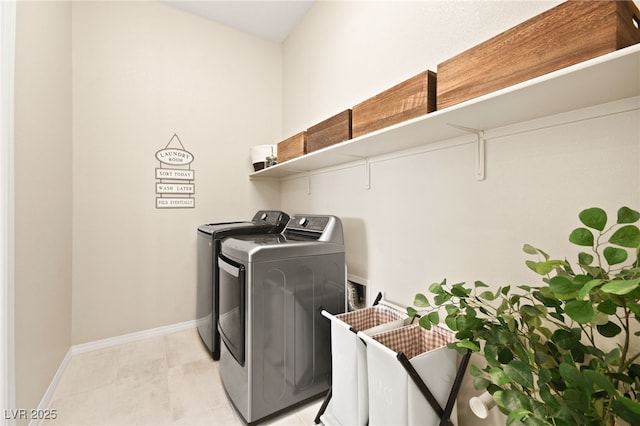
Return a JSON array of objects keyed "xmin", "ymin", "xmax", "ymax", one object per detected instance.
[
  {"xmin": 298, "ymin": 217, "xmax": 308, "ymax": 227},
  {"xmin": 260, "ymin": 213, "xmax": 268, "ymax": 220}
]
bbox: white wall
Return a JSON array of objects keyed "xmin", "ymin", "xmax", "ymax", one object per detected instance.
[
  {"xmin": 71, "ymin": 1, "xmax": 282, "ymax": 344},
  {"xmin": 14, "ymin": 0, "xmax": 72, "ymax": 418},
  {"xmin": 0, "ymin": 0, "xmax": 16, "ymax": 420},
  {"xmin": 281, "ymin": 2, "xmax": 640, "ymax": 424},
  {"xmin": 283, "ymin": 0, "xmax": 564, "ymax": 134},
  {"xmin": 10, "ymin": 0, "xmax": 640, "ymax": 421}
]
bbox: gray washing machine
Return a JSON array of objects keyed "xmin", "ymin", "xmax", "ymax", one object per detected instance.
[
  {"xmin": 217, "ymin": 215, "xmax": 346, "ymax": 424},
  {"xmin": 196, "ymin": 210, "xmax": 289, "ymax": 360}
]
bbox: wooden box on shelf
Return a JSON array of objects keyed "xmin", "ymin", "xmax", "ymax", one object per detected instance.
[
  {"xmin": 306, "ymin": 109, "xmax": 353, "ymax": 153},
  {"xmin": 277, "ymin": 131, "xmax": 307, "ymax": 163},
  {"xmin": 436, "ymin": 0, "xmax": 640, "ymax": 110},
  {"xmin": 352, "ymin": 70, "xmax": 437, "ymax": 138}
]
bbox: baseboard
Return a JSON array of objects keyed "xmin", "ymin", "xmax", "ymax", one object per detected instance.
[
  {"xmin": 71, "ymin": 319, "xmax": 198, "ymax": 355},
  {"xmin": 31, "ymin": 320, "xmax": 198, "ymax": 426},
  {"xmin": 29, "ymin": 348, "xmax": 73, "ymax": 426}
]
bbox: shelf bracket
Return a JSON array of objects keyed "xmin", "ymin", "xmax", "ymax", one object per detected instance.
[
  {"xmin": 448, "ymin": 124, "xmax": 486, "ymax": 181},
  {"xmin": 364, "ymin": 158, "xmax": 371, "ymax": 190}
]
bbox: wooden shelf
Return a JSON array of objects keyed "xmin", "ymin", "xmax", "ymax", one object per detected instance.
[{"xmin": 251, "ymin": 44, "xmax": 640, "ymax": 179}]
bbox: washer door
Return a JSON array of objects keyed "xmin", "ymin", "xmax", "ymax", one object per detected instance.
[{"xmin": 218, "ymin": 254, "xmax": 246, "ymax": 366}]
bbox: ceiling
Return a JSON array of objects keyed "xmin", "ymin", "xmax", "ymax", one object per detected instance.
[{"xmin": 163, "ymin": 1, "xmax": 315, "ymax": 43}]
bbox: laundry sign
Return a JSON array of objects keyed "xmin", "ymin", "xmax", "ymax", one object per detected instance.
[
  {"xmin": 156, "ymin": 148, "xmax": 193, "ymax": 165},
  {"xmin": 155, "ymin": 133, "xmax": 195, "ymax": 209},
  {"xmin": 156, "ymin": 183, "xmax": 195, "ymax": 194}
]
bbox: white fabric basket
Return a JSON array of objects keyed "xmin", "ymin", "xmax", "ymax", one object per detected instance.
[
  {"xmin": 320, "ymin": 304, "xmax": 410, "ymax": 426},
  {"xmin": 358, "ymin": 323, "xmax": 459, "ymax": 426}
]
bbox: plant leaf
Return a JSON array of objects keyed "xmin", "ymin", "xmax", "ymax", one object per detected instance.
[
  {"xmin": 451, "ymin": 283, "xmax": 470, "ymax": 298},
  {"xmin": 604, "ymin": 348, "xmax": 621, "ymax": 366},
  {"xmin": 569, "ymin": 228, "xmax": 594, "ymax": 247},
  {"xmin": 582, "ymin": 370, "xmax": 616, "ymax": 395},
  {"xmin": 611, "ymin": 396, "xmax": 640, "ymax": 425},
  {"xmin": 406, "ymin": 307, "xmax": 417, "ymax": 318},
  {"xmin": 504, "ymin": 360, "xmax": 534, "ymax": 389},
  {"xmin": 434, "ymin": 293, "xmax": 452, "ymax": 305},
  {"xmin": 506, "ymin": 408, "xmax": 532, "ymax": 425},
  {"xmin": 628, "ymin": 303, "xmax": 640, "ymax": 318},
  {"xmin": 489, "ymin": 367, "xmax": 511, "ymax": 386},
  {"xmin": 520, "ymin": 305, "xmax": 543, "ymax": 318},
  {"xmin": 603, "ymin": 246, "xmax": 628, "ymax": 266},
  {"xmin": 418, "ymin": 315, "xmax": 432, "ymax": 330},
  {"xmin": 579, "ymin": 207, "xmax": 607, "ymax": 231},
  {"xmin": 427, "ymin": 311, "xmax": 439, "ymax": 325},
  {"xmin": 429, "ymin": 282, "xmax": 443, "ymax": 294},
  {"xmin": 538, "ymin": 368, "xmax": 552, "ymax": 386},
  {"xmin": 577, "ymin": 279, "xmax": 604, "ymax": 300},
  {"xmin": 493, "ymin": 390, "xmax": 530, "ymax": 412},
  {"xmin": 414, "ymin": 293, "xmax": 430, "ymax": 307},
  {"xmin": 577, "ymin": 252, "xmax": 594, "ymax": 266},
  {"xmin": 525, "ymin": 260, "xmax": 538, "ymax": 273},
  {"xmin": 474, "ymin": 280, "xmax": 489, "ymax": 288},
  {"xmin": 455, "ymin": 340, "xmax": 480, "ymax": 352},
  {"xmin": 478, "ymin": 290, "xmax": 496, "ymax": 301},
  {"xmin": 596, "ymin": 321, "xmax": 622, "ymax": 338},
  {"xmin": 531, "ymin": 260, "xmax": 565, "ymax": 275},
  {"xmin": 469, "ymin": 363, "xmax": 483, "ymax": 377},
  {"xmin": 601, "ymin": 278, "xmax": 640, "ymax": 295},
  {"xmin": 553, "ymin": 329, "xmax": 579, "ymax": 350},
  {"xmin": 445, "ymin": 304, "xmax": 459, "ymax": 316},
  {"xmin": 629, "ymin": 364, "xmax": 640, "ymax": 380},
  {"xmin": 617, "ymin": 206, "xmax": 640, "ymax": 224},
  {"xmin": 455, "ymin": 316, "xmax": 483, "ymax": 335},
  {"xmin": 445, "ymin": 316, "xmax": 457, "ymax": 331},
  {"xmin": 549, "ymin": 276, "xmax": 578, "ymax": 298},
  {"xmin": 597, "ymin": 300, "xmax": 617, "ymax": 315},
  {"xmin": 523, "ymin": 244, "xmax": 538, "ymax": 255},
  {"xmin": 473, "ymin": 377, "xmax": 490, "ymax": 391},
  {"xmin": 563, "ymin": 389, "xmax": 589, "ymax": 411},
  {"xmin": 559, "ymin": 363, "xmax": 585, "ymax": 387},
  {"xmin": 609, "ymin": 225, "xmax": 640, "ymax": 248},
  {"xmin": 565, "ymin": 300, "xmax": 594, "ymax": 324}
]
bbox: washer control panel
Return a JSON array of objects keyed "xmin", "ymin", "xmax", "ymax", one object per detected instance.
[
  {"xmin": 251, "ymin": 210, "xmax": 289, "ymax": 226},
  {"xmin": 287, "ymin": 215, "xmax": 330, "ymax": 233}
]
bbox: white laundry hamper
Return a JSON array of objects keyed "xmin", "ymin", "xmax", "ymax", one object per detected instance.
[
  {"xmin": 316, "ymin": 299, "xmax": 410, "ymax": 426},
  {"xmin": 358, "ymin": 323, "xmax": 470, "ymax": 426}
]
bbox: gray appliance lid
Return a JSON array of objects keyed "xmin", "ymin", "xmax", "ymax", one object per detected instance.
[
  {"xmin": 221, "ymin": 235, "xmax": 344, "ymax": 262},
  {"xmin": 221, "ymin": 214, "xmax": 344, "ymax": 262},
  {"xmin": 197, "ymin": 210, "xmax": 289, "ymax": 237}
]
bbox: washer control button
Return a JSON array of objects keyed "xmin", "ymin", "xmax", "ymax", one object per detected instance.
[{"xmin": 298, "ymin": 217, "xmax": 308, "ymax": 227}]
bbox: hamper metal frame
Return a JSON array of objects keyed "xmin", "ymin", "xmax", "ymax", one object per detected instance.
[{"xmin": 396, "ymin": 348, "xmax": 471, "ymax": 426}]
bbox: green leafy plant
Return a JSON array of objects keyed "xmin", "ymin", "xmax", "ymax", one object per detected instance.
[{"xmin": 408, "ymin": 207, "xmax": 640, "ymax": 426}]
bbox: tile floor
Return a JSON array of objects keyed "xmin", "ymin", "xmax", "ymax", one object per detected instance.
[{"xmin": 43, "ymin": 328, "xmax": 323, "ymax": 426}]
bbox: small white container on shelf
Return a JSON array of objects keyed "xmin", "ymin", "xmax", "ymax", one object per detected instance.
[{"xmin": 250, "ymin": 145, "xmax": 276, "ymax": 171}]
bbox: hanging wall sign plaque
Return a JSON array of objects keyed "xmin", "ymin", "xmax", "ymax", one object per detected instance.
[
  {"xmin": 155, "ymin": 168, "xmax": 195, "ymax": 180},
  {"xmin": 156, "ymin": 183, "xmax": 195, "ymax": 194},
  {"xmin": 155, "ymin": 133, "xmax": 195, "ymax": 209},
  {"xmin": 155, "ymin": 148, "xmax": 194, "ymax": 166},
  {"xmin": 156, "ymin": 198, "xmax": 195, "ymax": 208}
]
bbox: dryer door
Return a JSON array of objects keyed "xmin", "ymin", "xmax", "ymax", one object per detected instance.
[
  {"xmin": 196, "ymin": 230, "xmax": 214, "ymax": 355},
  {"xmin": 218, "ymin": 254, "xmax": 246, "ymax": 366}
]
